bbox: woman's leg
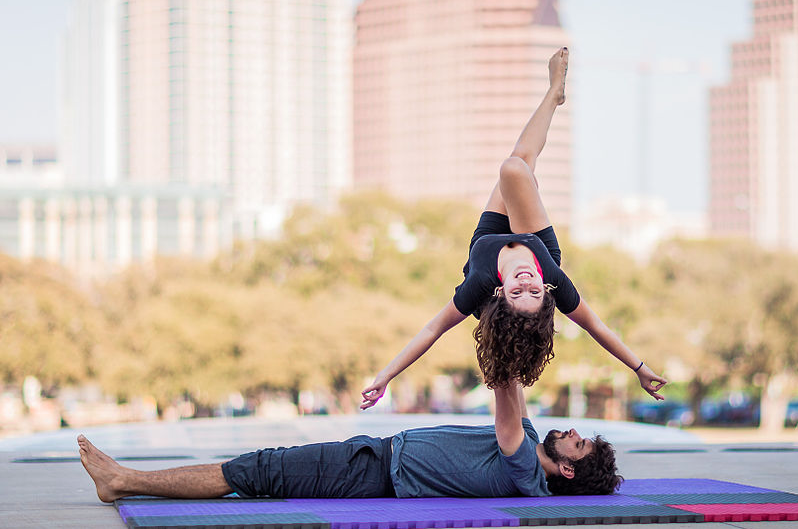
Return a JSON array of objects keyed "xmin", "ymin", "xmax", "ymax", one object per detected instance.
[{"xmin": 484, "ymin": 47, "xmax": 568, "ymax": 234}]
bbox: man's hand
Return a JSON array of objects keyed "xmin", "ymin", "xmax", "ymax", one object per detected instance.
[
  {"xmin": 637, "ymin": 364, "xmax": 667, "ymax": 401},
  {"xmin": 360, "ymin": 374, "xmax": 390, "ymax": 410}
]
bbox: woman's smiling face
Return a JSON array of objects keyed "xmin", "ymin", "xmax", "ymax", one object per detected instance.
[{"xmin": 501, "ymin": 263, "xmax": 545, "ymax": 314}]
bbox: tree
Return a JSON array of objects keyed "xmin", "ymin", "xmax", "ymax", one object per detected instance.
[
  {"xmin": 5, "ymin": 194, "xmax": 795, "ymax": 427},
  {"xmin": 743, "ymin": 252, "xmax": 798, "ymax": 432},
  {"xmin": 0, "ymin": 255, "xmax": 105, "ymax": 391},
  {"xmin": 647, "ymin": 238, "xmax": 798, "ymax": 430}
]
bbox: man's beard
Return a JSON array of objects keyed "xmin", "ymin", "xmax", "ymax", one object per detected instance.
[{"xmin": 543, "ymin": 429, "xmax": 568, "ymax": 463}]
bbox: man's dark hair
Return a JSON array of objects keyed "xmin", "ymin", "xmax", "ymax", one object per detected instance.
[
  {"xmin": 546, "ymin": 435, "xmax": 623, "ymax": 495},
  {"xmin": 474, "ymin": 293, "xmax": 556, "ymax": 389}
]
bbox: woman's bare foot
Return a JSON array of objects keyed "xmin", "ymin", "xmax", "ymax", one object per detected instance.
[
  {"xmin": 77, "ymin": 434, "xmax": 130, "ymax": 502},
  {"xmin": 548, "ymin": 47, "xmax": 569, "ymax": 105}
]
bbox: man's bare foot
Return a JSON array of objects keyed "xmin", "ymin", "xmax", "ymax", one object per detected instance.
[
  {"xmin": 548, "ymin": 47, "xmax": 569, "ymax": 105},
  {"xmin": 78, "ymin": 434, "xmax": 129, "ymax": 502}
]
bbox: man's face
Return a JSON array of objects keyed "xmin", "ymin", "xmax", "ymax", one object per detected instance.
[{"xmin": 543, "ymin": 428, "xmax": 594, "ymax": 463}]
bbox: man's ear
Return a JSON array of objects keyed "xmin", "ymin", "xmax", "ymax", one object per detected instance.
[{"xmin": 558, "ymin": 461, "xmax": 575, "ymax": 480}]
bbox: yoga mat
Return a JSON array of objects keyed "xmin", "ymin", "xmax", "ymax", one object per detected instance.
[{"xmin": 115, "ymin": 478, "xmax": 798, "ymax": 528}]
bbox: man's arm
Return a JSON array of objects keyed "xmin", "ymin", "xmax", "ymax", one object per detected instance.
[
  {"xmin": 516, "ymin": 382, "xmax": 529, "ymax": 419},
  {"xmin": 494, "ymin": 380, "xmax": 526, "ymax": 456}
]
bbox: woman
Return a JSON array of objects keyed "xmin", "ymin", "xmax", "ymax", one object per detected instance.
[{"xmin": 361, "ymin": 47, "xmax": 667, "ymax": 409}]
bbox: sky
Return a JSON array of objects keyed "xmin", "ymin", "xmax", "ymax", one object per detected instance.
[
  {"xmin": 559, "ymin": 0, "xmax": 751, "ymax": 213},
  {"xmin": 0, "ymin": 0, "xmax": 751, "ymax": 214},
  {"xmin": 0, "ymin": 0, "xmax": 69, "ymax": 144}
]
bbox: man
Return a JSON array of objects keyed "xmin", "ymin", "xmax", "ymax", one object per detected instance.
[{"xmin": 78, "ymin": 381, "xmax": 622, "ymax": 502}]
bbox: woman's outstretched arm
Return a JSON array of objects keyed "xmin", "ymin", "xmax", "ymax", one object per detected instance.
[
  {"xmin": 565, "ymin": 299, "xmax": 668, "ymax": 400},
  {"xmin": 360, "ymin": 300, "xmax": 467, "ymax": 410}
]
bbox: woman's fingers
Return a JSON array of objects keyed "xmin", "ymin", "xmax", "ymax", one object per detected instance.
[
  {"xmin": 645, "ymin": 384, "xmax": 663, "ymax": 400},
  {"xmin": 639, "ymin": 373, "xmax": 667, "ymax": 401},
  {"xmin": 362, "ymin": 387, "xmax": 382, "ymax": 399},
  {"xmin": 649, "ymin": 384, "xmax": 666, "ymax": 400},
  {"xmin": 360, "ymin": 393, "xmax": 382, "ymax": 409},
  {"xmin": 361, "ymin": 384, "xmax": 380, "ymax": 398},
  {"xmin": 360, "ymin": 385, "xmax": 386, "ymax": 410}
]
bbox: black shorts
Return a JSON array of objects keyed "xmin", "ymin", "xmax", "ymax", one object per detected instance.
[
  {"xmin": 221, "ymin": 435, "xmax": 395, "ymax": 498},
  {"xmin": 465, "ymin": 211, "xmax": 562, "ymax": 270}
]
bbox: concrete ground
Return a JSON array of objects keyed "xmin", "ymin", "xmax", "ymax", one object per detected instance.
[{"xmin": 1, "ymin": 415, "xmax": 797, "ymax": 528}]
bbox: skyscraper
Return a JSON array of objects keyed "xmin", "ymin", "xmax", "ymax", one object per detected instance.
[
  {"xmin": 709, "ymin": 0, "xmax": 798, "ymax": 249},
  {"xmin": 119, "ymin": 0, "xmax": 352, "ymax": 238},
  {"xmin": 353, "ymin": 0, "xmax": 572, "ymax": 226},
  {"xmin": 61, "ymin": 0, "xmax": 353, "ymax": 245},
  {"xmin": 31, "ymin": 0, "xmax": 355, "ymax": 275},
  {"xmin": 59, "ymin": 0, "xmax": 120, "ymax": 188}
]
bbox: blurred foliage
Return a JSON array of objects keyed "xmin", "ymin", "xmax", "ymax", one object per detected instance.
[
  {"xmin": 1, "ymin": 193, "xmax": 798, "ymax": 416},
  {"xmin": 0, "ymin": 254, "xmax": 103, "ymax": 391},
  {"xmin": 0, "ymin": 194, "xmax": 476, "ymax": 411}
]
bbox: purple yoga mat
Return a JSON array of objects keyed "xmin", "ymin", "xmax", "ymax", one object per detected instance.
[
  {"xmin": 116, "ymin": 479, "xmax": 788, "ymax": 528},
  {"xmin": 119, "ymin": 491, "xmax": 654, "ymax": 520},
  {"xmin": 618, "ymin": 479, "xmax": 778, "ymax": 496}
]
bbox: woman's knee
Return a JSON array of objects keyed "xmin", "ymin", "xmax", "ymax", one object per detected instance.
[{"xmin": 499, "ymin": 156, "xmax": 537, "ymax": 189}]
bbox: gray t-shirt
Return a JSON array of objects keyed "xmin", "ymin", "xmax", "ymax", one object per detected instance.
[{"xmin": 390, "ymin": 418, "xmax": 550, "ymax": 498}]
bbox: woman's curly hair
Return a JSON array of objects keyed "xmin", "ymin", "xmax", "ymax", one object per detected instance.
[
  {"xmin": 546, "ymin": 435, "xmax": 624, "ymax": 495},
  {"xmin": 474, "ymin": 290, "xmax": 556, "ymax": 389}
]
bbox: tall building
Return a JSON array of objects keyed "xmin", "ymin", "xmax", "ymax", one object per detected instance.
[
  {"xmin": 353, "ymin": 0, "xmax": 572, "ymax": 225},
  {"xmin": 60, "ymin": 0, "xmax": 353, "ymax": 244},
  {"xmin": 59, "ymin": 0, "xmax": 120, "ymax": 188},
  {"xmin": 118, "ymin": 0, "xmax": 352, "ymax": 238},
  {"xmin": 709, "ymin": 0, "xmax": 798, "ymax": 249},
  {"xmin": 20, "ymin": 0, "xmax": 353, "ymax": 275}
]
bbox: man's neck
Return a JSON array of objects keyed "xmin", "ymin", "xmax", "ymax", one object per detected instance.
[{"xmin": 536, "ymin": 443, "xmax": 559, "ymax": 479}]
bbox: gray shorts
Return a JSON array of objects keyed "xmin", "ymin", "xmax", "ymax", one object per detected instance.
[{"xmin": 221, "ymin": 435, "xmax": 395, "ymax": 498}]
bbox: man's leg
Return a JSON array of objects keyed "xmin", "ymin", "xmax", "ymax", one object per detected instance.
[
  {"xmin": 78, "ymin": 435, "xmax": 232, "ymax": 502},
  {"xmin": 223, "ymin": 435, "xmax": 394, "ymax": 499},
  {"xmin": 484, "ymin": 47, "xmax": 568, "ymax": 234}
]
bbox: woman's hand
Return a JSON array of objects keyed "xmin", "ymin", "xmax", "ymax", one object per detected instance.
[
  {"xmin": 361, "ymin": 373, "xmax": 391, "ymax": 410},
  {"xmin": 360, "ymin": 301, "xmax": 467, "ymax": 411},
  {"xmin": 636, "ymin": 364, "xmax": 668, "ymax": 401}
]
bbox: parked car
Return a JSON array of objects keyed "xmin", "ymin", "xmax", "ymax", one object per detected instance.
[
  {"xmin": 700, "ymin": 393, "xmax": 760, "ymax": 426},
  {"xmin": 629, "ymin": 400, "xmax": 694, "ymax": 427},
  {"xmin": 785, "ymin": 400, "xmax": 798, "ymax": 427}
]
